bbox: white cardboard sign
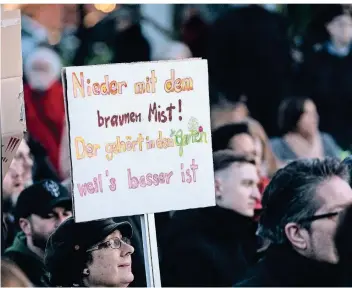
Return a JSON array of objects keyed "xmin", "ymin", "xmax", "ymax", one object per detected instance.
[
  {"xmin": 63, "ymin": 59, "xmax": 215, "ymax": 222},
  {"xmin": 1, "ymin": 6, "xmax": 25, "ymax": 178}
]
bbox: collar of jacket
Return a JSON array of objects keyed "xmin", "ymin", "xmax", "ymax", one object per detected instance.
[{"xmin": 263, "ymin": 244, "xmax": 342, "ymax": 286}]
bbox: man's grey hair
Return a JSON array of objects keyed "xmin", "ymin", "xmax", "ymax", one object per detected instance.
[{"xmin": 258, "ymin": 157, "xmax": 350, "ymax": 244}]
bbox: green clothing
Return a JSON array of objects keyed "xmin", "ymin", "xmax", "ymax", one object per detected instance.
[{"xmin": 4, "ymin": 232, "xmax": 48, "ymax": 287}]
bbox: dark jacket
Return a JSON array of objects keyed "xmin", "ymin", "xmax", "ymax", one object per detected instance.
[
  {"xmin": 4, "ymin": 232, "xmax": 48, "ymax": 287},
  {"xmin": 235, "ymin": 244, "xmax": 343, "ymax": 287},
  {"xmin": 159, "ymin": 206, "xmax": 259, "ymax": 287}
]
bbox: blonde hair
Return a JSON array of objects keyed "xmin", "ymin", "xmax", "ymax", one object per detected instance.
[
  {"xmin": 245, "ymin": 118, "xmax": 279, "ymax": 177},
  {"xmin": 1, "ymin": 259, "xmax": 32, "ymax": 287}
]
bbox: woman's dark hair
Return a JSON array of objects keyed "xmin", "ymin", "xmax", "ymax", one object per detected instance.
[
  {"xmin": 212, "ymin": 123, "xmax": 250, "ymax": 152},
  {"xmin": 278, "ymin": 96, "xmax": 311, "ymax": 135}
]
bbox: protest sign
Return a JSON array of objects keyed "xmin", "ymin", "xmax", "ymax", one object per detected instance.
[
  {"xmin": 62, "ymin": 59, "xmax": 215, "ymax": 223},
  {"xmin": 1, "ymin": 5, "xmax": 25, "ymax": 178}
]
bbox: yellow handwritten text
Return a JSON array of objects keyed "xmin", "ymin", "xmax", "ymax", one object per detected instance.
[
  {"xmin": 164, "ymin": 69, "xmax": 193, "ymax": 93},
  {"xmin": 105, "ymin": 134, "xmax": 145, "ymax": 161},
  {"xmin": 72, "ymin": 72, "xmax": 127, "ymax": 98},
  {"xmin": 134, "ymin": 70, "xmax": 157, "ymax": 94},
  {"xmin": 75, "ymin": 137, "xmax": 101, "ymax": 160}
]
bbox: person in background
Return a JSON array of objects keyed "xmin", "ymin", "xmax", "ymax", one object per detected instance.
[
  {"xmin": 14, "ymin": 140, "xmax": 34, "ymax": 188},
  {"xmin": 271, "ymin": 96, "xmax": 342, "ymax": 163},
  {"xmin": 45, "ymin": 217, "xmax": 135, "ymax": 287},
  {"xmin": 1, "ymin": 259, "xmax": 32, "ymax": 287},
  {"xmin": 180, "ymin": 6, "xmax": 209, "ymax": 59},
  {"xmin": 157, "ymin": 41, "xmax": 192, "ymax": 60},
  {"xmin": 20, "ymin": 4, "xmax": 67, "ymax": 180},
  {"xmin": 299, "ymin": 5, "xmax": 352, "ymax": 151},
  {"xmin": 3, "ymin": 161, "xmax": 25, "ymax": 216},
  {"xmin": 212, "ymin": 123, "xmax": 256, "ymax": 158},
  {"xmin": 212, "ymin": 122, "xmax": 271, "ymax": 212},
  {"xmin": 3, "ymin": 140, "xmax": 33, "ymax": 209},
  {"xmin": 160, "ymin": 151, "xmax": 261, "ymax": 286},
  {"xmin": 210, "ymin": 94, "xmax": 249, "ymax": 130},
  {"xmin": 235, "ymin": 158, "xmax": 352, "ymax": 286},
  {"xmin": 210, "ymin": 91, "xmax": 279, "ymax": 177},
  {"xmin": 245, "ymin": 118, "xmax": 280, "ymax": 178},
  {"xmin": 112, "ymin": 6, "xmax": 151, "ymax": 64},
  {"xmin": 4, "ymin": 180, "xmax": 72, "ymax": 286},
  {"xmin": 20, "ymin": 4, "xmax": 63, "ymax": 60},
  {"xmin": 207, "ymin": 4, "xmax": 293, "ymax": 137},
  {"xmin": 3, "ymin": 140, "xmax": 34, "ymax": 250}
]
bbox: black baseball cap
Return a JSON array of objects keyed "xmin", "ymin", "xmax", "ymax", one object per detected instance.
[
  {"xmin": 44, "ymin": 217, "xmax": 133, "ymax": 281},
  {"xmin": 15, "ymin": 180, "xmax": 72, "ymax": 222}
]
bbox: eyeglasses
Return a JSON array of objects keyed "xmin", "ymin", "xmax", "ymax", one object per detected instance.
[
  {"xmin": 297, "ymin": 211, "xmax": 340, "ymax": 224},
  {"xmin": 86, "ymin": 237, "xmax": 131, "ymax": 252}
]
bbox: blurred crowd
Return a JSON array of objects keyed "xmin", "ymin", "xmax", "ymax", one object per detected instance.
[{"xmin": 2, "ymin": 3, "xmax": 352, "ymax": 287}]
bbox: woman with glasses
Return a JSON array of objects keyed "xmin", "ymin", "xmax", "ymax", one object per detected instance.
[{"xmin": 44, "ymin": 217, "xmax": 134, "ymax": 287}]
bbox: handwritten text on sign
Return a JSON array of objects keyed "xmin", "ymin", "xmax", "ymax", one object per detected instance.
[{"xmin": 64, "ymin": 60, "xmax": 215, "ymax": 222}]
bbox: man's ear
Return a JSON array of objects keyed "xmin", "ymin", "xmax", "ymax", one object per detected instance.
[
  {"xmin": 19, "ymin": 217, "xmax": 32, "ymax": 237},
  {"xmin": 214, "ymin": 176, "xmax": 222, "ymax": 198},
  {"xmin": 284, "ymin": 222, "xmax": 308, "ymax": 250}
]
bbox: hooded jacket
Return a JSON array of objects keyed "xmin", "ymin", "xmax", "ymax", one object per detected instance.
[{"xmin": 4, "ymin": 232, "xmax": 48, "ymax": 287}]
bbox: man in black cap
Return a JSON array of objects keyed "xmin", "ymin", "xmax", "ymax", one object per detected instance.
[
  {"xmin": 4, "ymin": 179, "xmax": 72, "ymax": 286},
  {"xmin": 44, "ymin": 217, "xmax": 135, "ymax": 287}
]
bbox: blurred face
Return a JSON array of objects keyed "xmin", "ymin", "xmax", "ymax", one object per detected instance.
[
  {"xmin": 215, "ymin": 162, "xmax": 261, "ymax": 216},
  {"xmin": 229, "ymin": 133, "xmax": 256, "ymax": 158},
  {"xmin": 3, "ymin": 141, "xmax": 33, "ymax": 206},
  {"xmin": 62, "ymin": 4, "xmax": 79, "ymax": 28},
  {"xmin": 296, "ymin": 100, "xmax": 319, "ymax": 136},
  {"xmin": 304, "ymin": 176, "xmax": 352, "ymax": 263},
  {"xmin": 210, "ymin": 101, "xmax": 248, "ymax": 130},
  {"xmin": 14, "ymin": 140, "xmax": 33, "ymax": 185},
  {"xmin": 24, "ymin": 206, "xmax": 72, "ymax": 250},
  {"xmin": 3, "ymin": 160, "xmax": 25, "ymax": 203},
  {"xmin": 327, "ymin": 14, "xmax": 352, "ymax": 47},
  {"xmin": 32, "ymin": 4, "xmax": 63, "ymax": 31},
  {"xmin": 85, "ymin": 230, "xmax": 135, "ymax": 287}
]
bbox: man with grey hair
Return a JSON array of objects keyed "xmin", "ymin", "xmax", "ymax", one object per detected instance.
[{"xmin": 235, "ymin": 157, "xmax": 352, "ymax": 286}]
